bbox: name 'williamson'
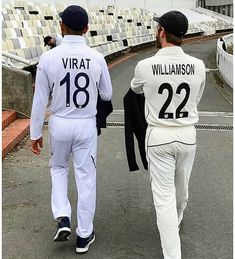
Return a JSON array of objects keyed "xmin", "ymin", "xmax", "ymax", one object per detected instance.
[{"xmin": 152, "ymin": 64, "xmax": 195, "ymax": 75}]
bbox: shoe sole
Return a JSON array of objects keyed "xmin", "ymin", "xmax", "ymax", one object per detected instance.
[
  {"xmin": 54, "ymin": 227, "xmax": 71, "ymax": 242},
  {"xmin": 76, "ymin": 235, "xmax": 95, "ymax": 253}
]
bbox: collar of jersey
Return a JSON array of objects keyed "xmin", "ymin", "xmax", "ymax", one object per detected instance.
[
  {"xmin": 61, "ymin": 35, "xmax": 86, "ymax": 45},
  {"xmin": 155, "ymin": 46, "xmax": 184, "ymax": 56}
]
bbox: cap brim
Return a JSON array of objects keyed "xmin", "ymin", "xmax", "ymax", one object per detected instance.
[
  {"xmin": 59, "ymin": 12, "xmax": 63, "ymax": 18},
  {"xmin": 153, "ymin": 16, "xmax": 160, "ymax": 22}
]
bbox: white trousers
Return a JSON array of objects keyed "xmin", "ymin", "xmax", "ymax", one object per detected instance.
[
  {"xmin": 146, "ymin": 127, "xmax": 196, "ymax": 259},
  {"xmin": 48, "ymin": 115, "xmax": 97, "ymax": 238}
]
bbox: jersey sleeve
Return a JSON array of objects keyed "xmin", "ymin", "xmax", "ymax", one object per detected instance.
[
  {"xmin": 196, "ymin": 61, "xmax": 206, "ymax": 105},
  {"xmin": 98, "ymin": 56, "xmax": 113, "ymax": 101},
  {"xmin": 131, "ymin": 62, "xmax": 145, "ymax": 94},
  {"xmin": 30, "ymin": 54, "xmax": 50, "ymax": 140}
]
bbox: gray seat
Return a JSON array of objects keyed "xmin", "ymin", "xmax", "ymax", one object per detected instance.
[
  {"xmin": 23, "ymin": 48, "xmax": 32, "ymax": 60},
  {"xmin": 50, "ymin": 27, "xmax": 56, "ymax": 33},
  {"xmin": 2, "ymin": 30, "xmax": 6, "ymax": 39},
  {"xmin": 23, "ymin": 14, "xmax": 29, "ymax": 20},
  {"xmin": 36, "ymin": 27, "xmax": 43, "ymax": 35},
  {"xmin": 14, "ymin": 28, "xmax": 22, "ymax": 37},
  {"xmin": 2, "ymin": 21, "xmax": 7, "ymax": 28},
  {"xmin": 40, "ymin": 20, "xmax": 46, "ymax": 26},
  {"xmin": 36, "ymin": 46, "xmax": 43, "ymax": 57},
  {"xmin": 3, "ymin": 14, "xmax": 10, "ymax": 20},
  {"xmin": 6, "ymin": 9, "xmax": 13, "ymax": 14},
  {"xmin": 11, "ymin": 38, "xmax": 21, "ymax": 49},
  {"xmin": 29, "ymin": 47, "xmax": 39, "ymax": 59},
  {"xmin": 101, "ymin": 44, "xmax": 108, "ymax": 53},
  {"xmin": 34, "ymin": 36, "xmax": 41, "ymax": 45},
  {"xmin": 20, "ymin": 10, "xmax": 26, "ymax": 14}
]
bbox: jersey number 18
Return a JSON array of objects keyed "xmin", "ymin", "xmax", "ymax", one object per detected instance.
[{"xmin": 60, "ymin": 72, "xmax": 90, "ymax": 109}]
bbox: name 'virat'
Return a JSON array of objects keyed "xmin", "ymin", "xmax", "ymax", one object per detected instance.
[{"xmin": 62, "ymin": 58, "xmax": 91, "ymax": 70}]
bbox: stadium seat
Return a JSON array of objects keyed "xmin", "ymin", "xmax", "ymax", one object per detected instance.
[
  {"xmin": 11, "ymin": 38, "xmax": 21, "ymax": 49},
  {"xmin": 22, "ymin": 48, "xmax": 32, "ymax": 60},
  {"xmin": 2, "ymin": 2, "xmax": 233, "ymax": 70},
  {"xmin": 18, "ymin": 37, "xmax": 26, "ymax": 48},
  {"xmin": 2, "ymin": 8, "xmax": 8, "ymax": 14},
  {"xmin": 12, "ymin": 14, "xmax": 24, "ymax": 21},
  {"xmin": 32, "ymin": 36, "xmax": 41, "ymax": 45},
  {"xmin": 5, "ymin": 39, "xmax": 15, "ymax": 51},
  {"xmin": 2, "ymin": 20, "xmax": 7, "ymax": 28},
  {"xmin": 26, "ymin": 36, "xmax": 36, "ymax": 47},
  {"xmin": 32, "ymin": 20, "xmax": 41, "ymax": 27},
  {"xmin": 23, "ymin": 37, "xmax": 32, "ymax": 48},
  {"xmin": 21, "ymin": 27, "xmax": 33, "ymax": 37},
  {"xmin": 36, "ymin": 27, "xmax": 43, "ymax": 35},
  {"xmin": 49, "ymin": 27, "xmax": 56, "ymax": 34},
  {"xmin": 35, "ymin": 46, "xmax": 44, "ymax": 57},
  {"xmin": 29, "ymin": 27, "xmax": 37, "ymax": 36},
  {"xmin": 54, "ymin": 26, "xmax": 60, "ymax": 34},
  {"xmin": 41, "ymin": 26, "xmax": 50, "ymax": 35},
  {"xmin": 4, "ymin": 28, "xmax": 17, "ymax": 38},
  {"xmin": 2, "ymin": 40, "xmax": 9, "ymax": 51},
  {"xmin": 13, "ymin": 49, "xmax": 27, "ymax": 61}
]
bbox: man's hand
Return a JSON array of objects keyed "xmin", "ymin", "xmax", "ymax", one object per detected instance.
[{"xmin": 31, "ymin": 137, "xmax": 43, "ymax": 155}]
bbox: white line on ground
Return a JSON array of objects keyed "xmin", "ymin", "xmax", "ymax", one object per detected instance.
[
  {"xmin": 206, "ymin": 68, "xmax": 219, "ymax": 72},
  {"xmin": 112, "ymin": 110, "xmax": 233, "ymax": 117}
]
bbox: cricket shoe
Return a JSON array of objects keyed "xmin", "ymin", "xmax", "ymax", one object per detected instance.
[
  {"xmin": 76, "ymin": 231, "xmax": 95, "ymax": 253},
  {"xmin": 53, "ymin": 217, "xmax": 71, "ymax": 242}
]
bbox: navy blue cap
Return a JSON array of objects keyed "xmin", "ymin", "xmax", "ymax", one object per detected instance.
[
  {"xmin": 59, "ymin": 5, "xmax": 88, "ymax": 31},
  {"xmin": 153, "ymin": 10, "xmax": 188, "ymax": 37}
]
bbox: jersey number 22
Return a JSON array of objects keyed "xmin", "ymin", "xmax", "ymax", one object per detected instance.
[{"xmin": 158, "ymin": 82, "xmax": 190, "ymax": 119}]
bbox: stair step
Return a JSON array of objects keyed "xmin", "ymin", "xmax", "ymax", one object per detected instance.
[
  {"xmin": 2, "ymin": 110, "xmax": 17, "ymax": 130},
  {"xmin": 2, "ymin": 119, "xmax": 30, "ymax": 158}
]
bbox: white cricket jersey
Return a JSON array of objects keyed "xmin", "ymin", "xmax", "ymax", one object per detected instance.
[
  {"xmin": 131, "ymin": 46, "xmax": 206, "ymax": 127},
  {"xmin": 30, "ymin": 35, "xmax": 113, "ymax": 140},
  {"xmin": 55, "ymin": 36, "xmax": 62, "ymax": 46}
]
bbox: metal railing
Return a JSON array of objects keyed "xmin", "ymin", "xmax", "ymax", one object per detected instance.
[{"xmin": 2, "ymin": 51, "xmax": 38, "ymax": 69}]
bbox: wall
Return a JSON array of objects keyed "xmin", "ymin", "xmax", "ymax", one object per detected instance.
[
  {"xmin": 206, "ymin": 4, "xmax": 233, "ymax": 16},
  {"xmin": 3, "ymin": 0, "xmax": 197, "ymax": 9},
  {"xmin": 2, "ymin": 67, "xmax": 33, "ymax": 116},
  {"xmin": 198, "ymin": 0, "xmax": 233, "ymax": 17},
  {"xmin": 205, "ymin": 0, "xmax": 233, "ymax": 6},
  {"xmin": 216, "ymin": 35, "xmax": 233, "ymax": 88}
]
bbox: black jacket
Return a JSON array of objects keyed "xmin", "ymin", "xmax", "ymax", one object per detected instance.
[
  {"xmin": 123, "ymin": 89, "xmax": 148, "ymax": 171},
  {"xmin": 96, "ymin": 94, "xmax": 113, "ymax": 135}
]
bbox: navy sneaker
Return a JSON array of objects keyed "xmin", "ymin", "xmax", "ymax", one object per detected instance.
[
  {"xmin": 76, "ymin": 231, "xmax": 95, "ymax": 253},
  {"xmin": 53, "ymin": 217, "xmax": 71, "ymax": 242}
]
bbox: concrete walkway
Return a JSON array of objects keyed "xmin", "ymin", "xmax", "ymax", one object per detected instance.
[{"xmin": 2, "ymin": 39, "xmax": 233, "ymax": 259}]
